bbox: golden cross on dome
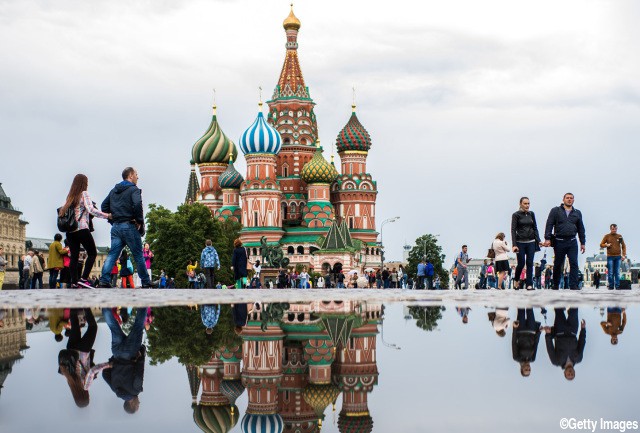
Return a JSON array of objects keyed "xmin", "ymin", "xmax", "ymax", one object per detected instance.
[
  {"xmin": 352, "ymin": 86, "xmax": 357, "ymax": 112},
  {"xmin": 258, "ymin": 86, "xmax": 263, "ymax": 108},
  {"xmin": 212, "ymin": 88, "xmax": 217, "ymax": 114}
]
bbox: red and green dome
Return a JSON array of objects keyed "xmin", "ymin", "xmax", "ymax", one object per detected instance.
[
  {"xmin": 337, "ymin": 412, "xmax": 373, "ymax": 433},
  {"xmin": 335, "ymin": 105, "xmax": 371, "ymax": 153},
  {"xmin": 301, "ymin": 144, "xmax": 338, "ymax": 184},
  {"xmin": 192, "ymin": 106, "xmax": 238, "ymax": 164}
]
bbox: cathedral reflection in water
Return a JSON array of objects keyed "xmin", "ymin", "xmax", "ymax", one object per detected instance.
[{"xmin": 191, "ymin": 301, "xmax": 381, "ymax": 433}]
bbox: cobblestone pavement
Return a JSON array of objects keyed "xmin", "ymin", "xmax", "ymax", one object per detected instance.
[{"xmin": 1, "ymin": 287, "xmax": 639, "ymax": 308}]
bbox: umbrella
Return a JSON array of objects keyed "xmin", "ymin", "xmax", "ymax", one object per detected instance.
[
  {"xmin": 364, "ymin": 268, "xmax": 374, "ymax": 273},
  {"xmin": 347, "ymin": 270, "xmax": 358, "ymax": 275}
]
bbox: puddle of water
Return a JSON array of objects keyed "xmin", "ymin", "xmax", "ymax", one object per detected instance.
[{"xmin": 0, "ymin": 302, "xmax": 637, "ymax": 433}]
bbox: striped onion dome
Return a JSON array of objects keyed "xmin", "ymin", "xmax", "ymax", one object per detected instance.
[
  {"xmin": 301, "ymin": 142, "xmax": 338, "ymax": 184},
  {"xmin": 239, "ymin": 103, "xmax": 282, "ymax": 155},
  {"xmin": 335, "ymin": 105, "xmax": 372, "ymax": 153},
  {"xmin": 192, "ymin": 106, "xmax": 239, "ymax": 164},
  {"xmin": 193, "ymin": 404, "xmax": 238, "ymax": 433},
  {"xmin": 241, "ymin": 413, "xmax": 284, "ymax": 433},
  {"xmin": 218, "ymin": 156, "xmax": 244, "ymax": 189},
  {"xmin": 220, "ymin": 379, "xmax": 245, "ymax": 406}
]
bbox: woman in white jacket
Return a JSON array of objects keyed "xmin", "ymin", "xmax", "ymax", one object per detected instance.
[{"xmin": 492, "ymin": 233, "xmax": 511, "ymax": 290}]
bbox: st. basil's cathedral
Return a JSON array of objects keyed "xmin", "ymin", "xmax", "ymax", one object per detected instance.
[{"xmin": 186, "ymin": 6, "xmax": 382, "ymax": 273}]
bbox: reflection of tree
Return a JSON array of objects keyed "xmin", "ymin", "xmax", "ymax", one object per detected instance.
[
  {"xmin": 146, "ymin": 306, "xmax": 241, "ymax": 366},
  {"xmin": 408, "ymin": 306, "xmax": 446, "ymax": 332}
]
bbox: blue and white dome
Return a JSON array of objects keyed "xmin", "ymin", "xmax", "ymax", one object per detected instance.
[
  {"xmin": 239, "ymin": 104, "xmax": 282, "ymax": 155},
  {"xmin": 241, "ymin": 413, "xmax": 284, "ymax": 433}
]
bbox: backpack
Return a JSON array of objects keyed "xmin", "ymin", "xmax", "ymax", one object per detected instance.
[{"xmin": 56, "ymin": 207, "xmax": 84, "ymax": 233}]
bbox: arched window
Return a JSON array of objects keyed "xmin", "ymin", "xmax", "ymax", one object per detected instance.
[
  {"xmin": 281, "ymin": 202, "xmax": 287, "ymax": 220},
  {"xmin": 297, "ymin": 246, "xmax": 304, "ymax": 255},
  {"xmin": 252, "ymin": 248, "xmax": 258, "ymax": 256},
  {"xmin": 287, "ymin": 246, "xmax": 294, "ymax": 255},
  {"xmin": 283, "ymin": 166, "xmax": 289, "ymax": 177},
  {"xmin": 290, "ymin": 203, "xmax": 297, "ymax": 215}
]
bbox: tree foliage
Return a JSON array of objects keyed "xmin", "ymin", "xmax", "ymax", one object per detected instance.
[
  {"xmin": 145, "ymin": 203, "xmax": 241, "ymax": 287},
  {"xmin": 146, "ymin": 305, "xmax": 241, "ymax": 366},
  {"xmin": 406, "ymin": 234, "xmax": 449, "ymax": 289},
  {"xmin": 408, "ymin": 306, "xmax": 446, "ymax": 332}
]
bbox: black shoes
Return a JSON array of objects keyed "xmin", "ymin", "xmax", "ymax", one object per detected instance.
[
  {"xmin": 97, "ymin": 282, "xmax": 112, "ymax": 288},
  {"xmin": 142, "ymin": 282, "xmax": 158, "ymax": 289}
]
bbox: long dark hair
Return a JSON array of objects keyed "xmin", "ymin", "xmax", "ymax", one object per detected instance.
[{"xmin": 59, "ymin": 174, "xmax": 88, "ymax": 217}]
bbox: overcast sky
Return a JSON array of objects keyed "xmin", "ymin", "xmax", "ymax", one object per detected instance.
[{"xmin": 1, "ymin": 0, "xmax": 639, "ymax": 264}]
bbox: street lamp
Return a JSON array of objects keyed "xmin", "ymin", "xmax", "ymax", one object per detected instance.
[{"xmin": 380, "ymin": 216, "xmax": 400, "ymax": 270}]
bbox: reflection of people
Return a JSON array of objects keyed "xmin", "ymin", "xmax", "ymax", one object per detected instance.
[
  {"xmin": 58, "ymin": 308, "xmax": 98, "ymax": 407},
  {"xmin": 512, "ymin": 309, "xmax": 541, "ymax": 377},
  {"xmin": 544, "ymin": 308, "xmax": 586, "ymax": 381},
  {"xmin": 601, "ymin": 308, "xmax": 626, "ymax": 345},
  {"xmin": 456, "ymin": 307, "xmax": 471, "ymax": 324},
  {"xmin": 201, "ymin": 304, "xmax": 220, "ymax": 334},
  {"xmin": 90, "ymin": 308, "xmax": 148, "ymax": 413},
  {"xmin": 487, "ymin": 308, "xmax": 510, "ymax": 337}
]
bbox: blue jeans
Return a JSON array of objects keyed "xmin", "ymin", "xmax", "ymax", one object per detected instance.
[
  {"xmin": 552, "ymin": 239, "xmax": 579, "ymax": 289},
  {"xmin": 103, "ymin": 307, "xmax": 147, "ymax": 360},
  {"xmin": 607, "ymin": 256, "xmax": 621, "ymax": 289},
  {"xmin": 515, "ymin": 241, "xmax": 536, "ymax": 287},
  {"xmin": 100, "ymin": 222, "xmax": 150, "ymax": 286},
  {"xmin": 49, "ymin": 269, "xmax": 59, "ymax": 289}
]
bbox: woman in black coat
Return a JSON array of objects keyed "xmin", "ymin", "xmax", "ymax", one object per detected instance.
[
  {"xmin": 511, "ymin": 197, "xmax": 542, "ymax": 290},
  {"xmin": 231, "ymin": 238, "xmax": 248, "ymax": 288}
]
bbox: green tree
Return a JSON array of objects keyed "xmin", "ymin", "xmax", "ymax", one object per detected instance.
[
  {"xmin": 145, "ymin": 203, "xmax": 241, "ymax": 287},
  {"xmin": 406, "ymin": 234, "xmax": 449, "ymax": 289},
  {"xmin": 146, "ymin": 305, "xmax": 241, "ymax": 366},
  {"xmin": 408, "ymin": 306, "xmax": 446, "ymax": 332}
]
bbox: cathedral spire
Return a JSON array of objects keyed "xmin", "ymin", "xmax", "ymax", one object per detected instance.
[{"xmin": 272, "ymin": 4, "xmax": 310, "ymax": 100}]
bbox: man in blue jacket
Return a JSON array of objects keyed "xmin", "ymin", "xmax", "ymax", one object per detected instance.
[
  {"xmin": 543, "ymin": 193, "xmax": 586, "ymax": 290},
  {"xmin": 98, "ymin": 167, "xmax": 154, "ymax": 288},
  {"xmin": 200, "ymin": 239, "xmax": 220, "ymax": 289}
]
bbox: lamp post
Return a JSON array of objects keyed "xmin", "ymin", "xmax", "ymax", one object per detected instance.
[{"xmin": 379, "ymin": 217, "xmax": 400, "ymax": 271}]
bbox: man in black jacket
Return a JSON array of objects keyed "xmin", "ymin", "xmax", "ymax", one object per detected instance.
[
  {"xmin": 98, "ymin": 167, "xmax": 154, "ymax": 288},
  {"xmin": 101, "ymin": 307, "xmax": 147, "ymax": 413},
  {"xmin": 544, "ymin": 308, "xmax": 586, "ymax": 381},
  {"xmin": 543, "ymin": 193, "xmax": 586, "ymax": 290}
]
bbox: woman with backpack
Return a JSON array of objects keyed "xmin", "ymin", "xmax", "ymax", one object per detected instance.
[{"xmin": 58, "ymin": 174, "xmax": 111, "ymax": 288}]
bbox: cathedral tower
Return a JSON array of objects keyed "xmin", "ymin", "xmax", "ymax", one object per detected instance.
[{"xmin": 267, "ymin": 5, "xmax": 318, "ymax": 225}]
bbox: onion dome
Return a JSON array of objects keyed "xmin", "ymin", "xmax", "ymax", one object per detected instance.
[
  {"xmin": 218, "ymin": 155, "xmax": 244, "ymax": 189},
  {"xmin": 192, "ymin": 106, "xmax": 239, "ymax": 164},
  {"xmin": 241, "ymin": 413, "xmax": 284, "ymax": 433},
  {"xmin": 220, "ymin": 379, "xmax": 245, "ymax": 407},
  {"xmin": 303, "ymin": 383, "xmax": 341, "ymax": 426},
  {"xmin": 335, "ymin": 105, "xmax": 372, "ymax": 153},
  {"xmin": 193, "ymin": 404, "xmax": 239, "ymax": 433},
  {"xmin": 301, "ymin": 141, "xmax": 339, "ymax": 184},
  {"xmin": 283, "ymin": 4, "xmax": 301, "ymax": 31},
  {"xmin": 337, "ymin": 412, "xmax": 373, "ymax": 433},
  {"xmin": 239, "ymin": 103, "xmax": 283, "ymax": 155}
]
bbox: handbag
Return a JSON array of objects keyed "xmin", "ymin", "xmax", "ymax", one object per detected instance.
[
  {"xmin": 487, "ymin": 242, "xmax": 496, "ymax": 259},
  {"xmin": 56, "ymin": 207, "xmax": 84, "ymax": 233}
]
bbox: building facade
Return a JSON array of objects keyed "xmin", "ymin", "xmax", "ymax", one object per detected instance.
[
  {"xmin": 0, "ymin": 184, "xmax": 27, "ymax": 288},
  {"xmin": 187, "ymin": 7, "xmax": 382, "ymax": 274}
]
